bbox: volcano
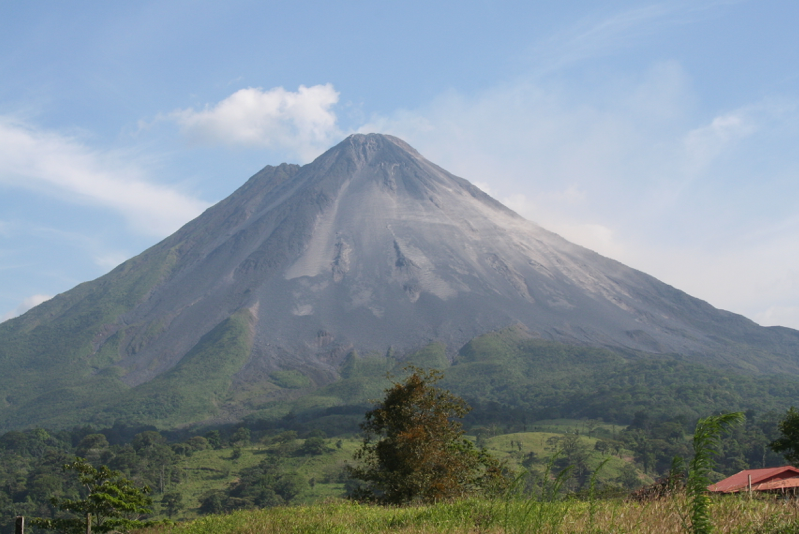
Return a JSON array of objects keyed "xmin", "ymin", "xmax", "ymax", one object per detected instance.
[{"xmin": 2, "ymin": 133, "xmax": 798, "ymax": 429}]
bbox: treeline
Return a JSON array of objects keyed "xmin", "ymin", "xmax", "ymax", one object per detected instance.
[
  {"xmin": 454, "ymin": 358, "xmax": 799, "ymax": 430},
  {"xmin": 440, "ymin": 333, "xmax": 799, "ymax": 431},
  {"xmin": 195, "ymin": 429, "xmax": 348, "ymax": 515},
  {"xmin": 0, "ymin": 422, "xmax": 347, "ymax": 532},
  {"xmin": 599, "ymin": 409, "xmax": 785, "ymax": 478},
  {"xmin": 467, "ymin": 409, "xmax": 788, "ymax": 495},
  {"xmin": 0, "ymin": 423, "xmax": 185, "ymax": 532}
]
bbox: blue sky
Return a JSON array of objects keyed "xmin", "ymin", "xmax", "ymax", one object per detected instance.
[{"xmin": 2, "ymin": 0, "xmax": 799, "ymax": 328}]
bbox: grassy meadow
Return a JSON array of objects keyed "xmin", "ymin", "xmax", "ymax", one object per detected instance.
[
  {"xmin": 136, "ymin": 495, "xmax": 799, "ymax": 534},
  {"xmin": 153, "ymin": 436, "xmax": 361, "ymax": 518},
  {"xmin": 151, "ymin": 424, "xmax": 645, "ymax": 520}
]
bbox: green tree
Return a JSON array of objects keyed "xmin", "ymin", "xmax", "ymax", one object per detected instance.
[
  {"xmin": 185, "ymin": 436, "xmax": 208, "ymax": 451},
  {"xmin": 75, "ymin": 434, "xmax": 109, "ymax": 460},
  {"xmin": 348, "ymin": 367, "xmax": 509, "ymax": 504},
  {"xmin": 545, "ymin": 432, "xmax": 591, "ymax": 489},
  {"xmin": 231, "ymin": 427, "xmax": 251, "ymax": 447},
  {"xmin": 300, "ymin": 436, "xmax": 329, "ymax": 455},
  {"xmin": 160, "ymin": 491, "xmax": 183, "ymax": 518},
  {"xmin": 769, "ymin": 406, "xmax": 799, "ymax": 465},
  {"xmin": 198, "ymin": 491, "xmax": 225, "ymax": 515},
  {"xmin": 204, "ymin": 430, "xmax": 223, "ymax": 450},
  {"xmin": 131, "ymin": 431, "xmax": 166, "ymax": 451},
  {"xmin": 32, "ymin": 458, "xmax": 155, "ymax": 534},
  {"xmin": 273, "ymin": 430, "xmax": 298, "ymax": 444},
  {"xmin": 274, "ymin": 471, "xmax": 308, "ymax": 501}
]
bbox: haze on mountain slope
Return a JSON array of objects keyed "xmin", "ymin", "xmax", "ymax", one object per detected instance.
[{"xmin": 1, "ymin": 133, "xmax": 798, "ymax": 429}]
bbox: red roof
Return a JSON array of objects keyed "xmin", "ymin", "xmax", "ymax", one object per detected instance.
[
  {"xmin": 753, "ymin": 477, "xmax": 799, "ymax": 491},
  {"xmin": 708, "ymin": 466, "xmax": 799, "ymax": 493}
]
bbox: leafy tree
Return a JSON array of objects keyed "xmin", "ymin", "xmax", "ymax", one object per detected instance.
[
  {"xmin": 769, "ymin": 406, "xmax": 799, "ymax": 465},
  {"xmin": 616, "ymin": 463, "xmax": 642, "ymax": 490},
  {"xmin": 131, "ymin": 431, "xmax": 167, "ymax": 453},
  {"xmin": 273, "ymin": 430, "xmax": 298, "ymax": 444},
  {"xmin": 75, "ymin": 434, "xmax": 109, "ymax": 460},
  {"xmin": 204, "ymin": 430, "xmax": 223, "ymax": 450},
  {"xmin": 545, "ymin": 432, "xmax": 591, "ymax": 489},
  {"xmin": 197, "ymin": 458, "xmax": 307, "ymax": 514},
  {"xmin": 231, "ymin": 427, "xmax": 251, "ymax": 447},
  {"xmin": 160, "ymin": 491, "xmax": 183, "ymax": 518},
  {"xmin": 185, "ymin": 436, "xmax": 209, "ymax": 451},
  {"xmin": 348, "ymin": 367, "xmax": 509, "ymax": 504},
  {"xmin": 300, "ymin": 437, "xmax": 329, "ymax": 455},
  {"xmin": 273, "ymin": 472, "xmax": 308, "ymax": 501},
  {"xmin": 31, "ymin": 458, "xmax": 155, "ymax": 534},
  {"xmin": 198, "ymin": 491, "xmax": 225, "ymax": 515}
]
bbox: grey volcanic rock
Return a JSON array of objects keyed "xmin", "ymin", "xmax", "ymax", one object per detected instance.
[
  {"xmin": 84, "ymin": 133, "xmax": 799, "ymax": 386},
  {"xmin": 4, "ymin": 133, "xmax": 799, "ymax": 431}
]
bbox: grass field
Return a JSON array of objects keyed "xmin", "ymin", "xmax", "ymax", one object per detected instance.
[
  {"xmin": 160, "ymin": 426, "xmax": 642, "ymax": 520},
  {"xmin": 136, "ymin": 494, "xmax": 799, "ymax": 534},
  {"xmin": 160, "ymin": 437, "xmax": 362, "ymax": 518}
]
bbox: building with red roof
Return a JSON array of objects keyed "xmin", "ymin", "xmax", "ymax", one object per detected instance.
[{"xmin": 708, "ymin": 466, "xmax": 799, "ymax": 493}]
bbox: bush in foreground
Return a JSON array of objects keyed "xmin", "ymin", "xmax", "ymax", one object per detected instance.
[{"xmin": 347, "ymin": 367, "xmax": 510, "ymax": 504}]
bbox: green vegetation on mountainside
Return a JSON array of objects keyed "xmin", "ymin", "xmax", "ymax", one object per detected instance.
[
  {"xmin": 0, "ymin": 243, "xmax": 182, "ymax": 430},
  {"xmin": 3, "ymin": 314, "xmax": 799, "ymax": 433},
  {"xmin": 102, "ymin": 309, "xmax": 255, "ymax": 427},
  {"xmin": 267, "ymin": 329, "xmax": 799, "ymax": 432},
  {"xmin": 0, "ymin": 307, "xmax": 254, "ymax": 431},
  {"xmin": 442, "ymin": 328, "xmax": 799, "ymax": 426},
  {"xmin": 315, "ymin": 344, "xmax": 448, "ymax": 405}
]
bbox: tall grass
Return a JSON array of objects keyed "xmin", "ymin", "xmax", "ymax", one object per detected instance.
[
  {"xmin": 685, "ymin": 412, "xmax": 745, "ymax": 534},
  {"xmin": 496, "ymin": 453, "xmax": 574, "ymax": 534},
  {"xmin": 135, "ymin": 495, "xmax": 799, "ymax": 534}
]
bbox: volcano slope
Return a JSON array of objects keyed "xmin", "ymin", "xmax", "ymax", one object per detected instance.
[{"xmin": 2, "ymin": 133, "xmax": 799, "ymax": 430}]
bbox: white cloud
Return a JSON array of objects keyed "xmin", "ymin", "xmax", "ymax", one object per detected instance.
[
  {"xmin": 359, "ymin": 61, "xmax": 692, "ymax": 226},
  {"xmin": 527, "ymin": 2, "xmax": 730, "ymax": 75},
  {"xmin": 617, "ymin": 231, "xmax": 799, "ymax": 329},
  {"xmin": 503, "ymin": 192, "xmax": 626, "ymax": 259},
  {"xmin": 0, "ymin": 118, "xmax": 210, "ymax": 237},
  {"xmin": 473, "ymin": 182, "xmax": 494, "ymax": 195},
  {"xmin": 171, "ymin": 84, "xmax": 342, "ymax": 162},
  {"xmin": 1, "ymin": 294, "xmax": 52, "ymax": 322},
  {"xmin": 532, "ymin": 4, "xmax": 674, "ymax": 72},
  {"xmin": 684, "ymin": 111, "xmax": 757, "ymax": 172},
  {"xmin": 757, "ymin": 306, "xmax": 799, "ymax": 328},
  {"xmin": 357, "ymin": 64, "xmax": 799, "ymax": 329},
  {"xmin": 27, "ymin": 224, "xmax": 137, "ymax": 274}
]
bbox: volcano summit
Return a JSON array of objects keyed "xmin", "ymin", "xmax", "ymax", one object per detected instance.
[{"xmin": 2, "ymin": 133, "xmax": 798, "ymax": 429}]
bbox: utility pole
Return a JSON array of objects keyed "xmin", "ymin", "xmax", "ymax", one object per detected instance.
[{"xmin": 86, "ymin": 512, "xmax": 91, "ymax": 534}]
